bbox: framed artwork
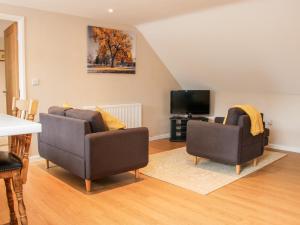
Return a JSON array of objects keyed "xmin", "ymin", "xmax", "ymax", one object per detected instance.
[
  {"xmin": 87, "ymin": 26, "xmax": 136, "ymax": 74},
  {"xmin": 0, "ymin": 50, "xmax": 4, "ymax": 61}
]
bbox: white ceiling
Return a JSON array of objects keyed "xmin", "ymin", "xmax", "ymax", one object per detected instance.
[
  {"xmin": 138, "ymin": 0, "xmax": 300, "ymax": 94},
  {"xmin": 0, "ymin": 20, "xmax": 13, "ymax": 38},
  {"xmin": 0, "ymin": 0, "xmax": 240, "ymax": 25}
]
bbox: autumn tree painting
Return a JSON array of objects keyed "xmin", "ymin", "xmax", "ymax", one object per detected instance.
[{"xmin": 87, "ymin": 26, "xmax": 136, "ymax": 74}]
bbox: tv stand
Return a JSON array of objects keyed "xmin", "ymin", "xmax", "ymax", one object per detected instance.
[
  {"xmin": 170, "ymin": 116, "xmax": 208, "ymax": 142},
  {"xmin": 187, "ymin": 113, "xmax": 207, "ymax": 120}
]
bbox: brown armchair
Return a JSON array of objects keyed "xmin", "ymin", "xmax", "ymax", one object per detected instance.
[{"xmin": 186, "ymin": 108, "xmax": 266, "ymax": 174}]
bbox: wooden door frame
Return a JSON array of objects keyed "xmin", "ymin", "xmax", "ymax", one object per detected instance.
[{"xmin": 0, "ymin": 13, "xmax": 26, "ymax": 99}]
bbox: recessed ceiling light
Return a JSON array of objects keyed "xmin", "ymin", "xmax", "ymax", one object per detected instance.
[{"xmin": 108, "ymin": 8, "xmax": 114, "ymax": 13}]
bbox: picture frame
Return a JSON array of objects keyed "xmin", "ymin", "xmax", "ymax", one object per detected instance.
[
  {"xmin": 87, "ymin": 26, "xmax": 136, "ymax": 74},
  {"xmin": 0, "ymin": 50, "xmax": 4, "ymax": 61}
]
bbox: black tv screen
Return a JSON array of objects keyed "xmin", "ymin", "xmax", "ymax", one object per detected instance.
[{"xmin": 171, "ymin": 90, "xmax": 210, "ymax": 115}]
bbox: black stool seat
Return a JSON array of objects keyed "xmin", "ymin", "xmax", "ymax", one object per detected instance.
[{"xmin": 0, "ymin": 151, "xmax": 22, "ymax": 172}]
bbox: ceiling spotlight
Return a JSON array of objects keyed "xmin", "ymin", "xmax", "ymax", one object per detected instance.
[{"xmin": 108, "ymin": 8, "xmax": 114, "ymax": 13}]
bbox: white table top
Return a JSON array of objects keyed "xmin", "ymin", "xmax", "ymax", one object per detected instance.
[{"xmin": 0, "ymin": 114, "xmax": 42, "ymax": 137}]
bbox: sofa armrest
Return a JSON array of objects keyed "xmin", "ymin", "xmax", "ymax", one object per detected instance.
[
  {"xmin": 186, "ymin": 120, "xmax": 242, "ymax": 164},
  {"xmin": 84, "ymin": 127, "xmax": 149, "ymax": 180}
]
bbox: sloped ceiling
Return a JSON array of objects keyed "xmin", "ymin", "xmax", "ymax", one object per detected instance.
[{"xmin": 137, "ymin": 0, "xmax": 300, "ymax": 94}]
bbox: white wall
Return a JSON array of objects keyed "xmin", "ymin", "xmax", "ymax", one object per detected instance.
[
  {"xmin": 138, "ymin": 0, "xmax": 300, "ymax": 152},
  {"xmin": 0, "ymin": 3, "xmax": 181, "ymax": 156},
  {"xmin": 212, "ymin": 91, "xmax": 300, "ymax": 152}
]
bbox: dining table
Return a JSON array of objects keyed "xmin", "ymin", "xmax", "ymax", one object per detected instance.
[
  {"xmin": 0, "ymin": 113, "xmax": 41, "ymax": 225},
  {"xmin": 0, "ymin": 113, "xmax": 42, "ymax": 137}
]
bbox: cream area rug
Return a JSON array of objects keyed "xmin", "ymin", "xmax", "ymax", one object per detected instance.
[{"xmin": 140, "ymin": 148, "xmax": 286, "ymax": 195}]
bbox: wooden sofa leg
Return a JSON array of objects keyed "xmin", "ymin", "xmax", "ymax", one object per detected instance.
[
  {"xmin": 236, "ymin": 165, "xmax": 241, "ymax": 175},
  {"xmin": 46, "ymin": 160, "xmax": 50, "ymax": 169},
  {"xmin": 85, "ymin": 179, "xmax": 91, "ymax": 192},
  {"xmin": 135, "ymin": 169, "xmax": 140, "ymax": 179},
  {"xmin": 194, "ymin": 156, "xmax": 198, "ymax": 165},
  {"xmin": 253, "ymin": 158, "xmax": 258, "ymax": 167}
]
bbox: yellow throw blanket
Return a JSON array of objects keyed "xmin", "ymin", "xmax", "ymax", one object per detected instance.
[{"xmin": 224, "ymin": 104, "xmax": 264, "ymax": 136}]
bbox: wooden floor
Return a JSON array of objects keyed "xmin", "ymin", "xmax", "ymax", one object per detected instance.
[{"xmin": 1, "ymin": 140, "xmax": 300, "ymax": 225}]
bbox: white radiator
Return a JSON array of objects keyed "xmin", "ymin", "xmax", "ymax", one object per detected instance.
[{"xmin": 83, "ymin": 103, "xmax": 142, "ymax": 128}]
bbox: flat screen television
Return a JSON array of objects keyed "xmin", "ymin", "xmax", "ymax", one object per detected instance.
[{"xmin": 170, "ymin": 90, "xmax": 210, "ymax": 115}]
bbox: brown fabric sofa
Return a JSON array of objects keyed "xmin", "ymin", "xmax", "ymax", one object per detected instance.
[
  {"xmin": 186, "ymin": 108, "xmax": 267, "ymax": 174},
  {"xmin": 38, "ymin": 107, "xmax": 149, "ymax": 191}
]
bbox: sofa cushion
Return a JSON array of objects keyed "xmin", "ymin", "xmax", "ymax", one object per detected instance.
[
  {"xmin": 225, "ymin": 107, "xmax": 246, "ymax": 126},
  {"xmin": 48, "ymin": 106, "xmax": 71, "ymax": 116},
  {"xmin": 66, "ymin": 109, "xmax": 107, "ymax": 132},
  {"xmin": 95, "ymin": 107, "xmax": 126, "ymax": 130}
]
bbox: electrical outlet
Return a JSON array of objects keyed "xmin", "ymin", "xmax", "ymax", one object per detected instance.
[
  {"xmin": 266, "ymin": 120, "xmax": 273, "ymax": 127},
  {"xmin": 32, "ymin": 78, "xmax": 40, "ymax": 86}
]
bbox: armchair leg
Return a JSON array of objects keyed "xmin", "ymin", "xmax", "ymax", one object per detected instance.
[
  {"xmin": 85, "ymin": 179, "xmax": 91, "ymax": 192},
  {"xmin": 253, "ymin": 158, "xmax": 258, "ymax": 167},
  {"xmin": 46, "ymin": 160, "xmax": 50, "ymax": 169},
  {"xmin": 134, "ymin": 169, "xmax": 140, "ymax": 179},
  {"xmin": 194, "ymin": 156, "xmax": 199, "ymax": 165},
  {"xmin": 236, "ymin": 165, "xmax": 241, "ymax": 175}
]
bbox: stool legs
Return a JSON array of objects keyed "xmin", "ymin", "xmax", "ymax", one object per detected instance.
[
  {"xmin": 13, "ymin": 173, "xmax": 28, "ymax": 225},
  {"xmin": 4, "ymin": 178, "xmax": 18, "ymax": 225}
]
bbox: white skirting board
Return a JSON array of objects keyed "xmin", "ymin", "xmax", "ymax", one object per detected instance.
[
  {"xmin": 29, "ymin": 155, "xmax": 43, "ymax": 162},
  {"xmin": 148, "ymin": 135, "xmax": 300, "ymax": 153},
  {"xmin": 28, "ymin": 138, "xmax": 300, "ymax": 162},
  {"xmin": 267, "ymin": 144, "xmax": 300, "ymax": 153},
  {"xmin": 149, "ymin": 133, "xmax": 170, "ymax": 141},
  {"xmin": 148, "ymin": 134, "xmax": 300, "ymax": 153}
]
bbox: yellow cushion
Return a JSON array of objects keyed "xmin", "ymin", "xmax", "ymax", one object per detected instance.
[
  {"xmin": 95, "ymin": 107, "xmax": 126, "ymax": 130},
  {"xmin": 63, "ymin": 103, "xmax": 72, "ymax": 108}
]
